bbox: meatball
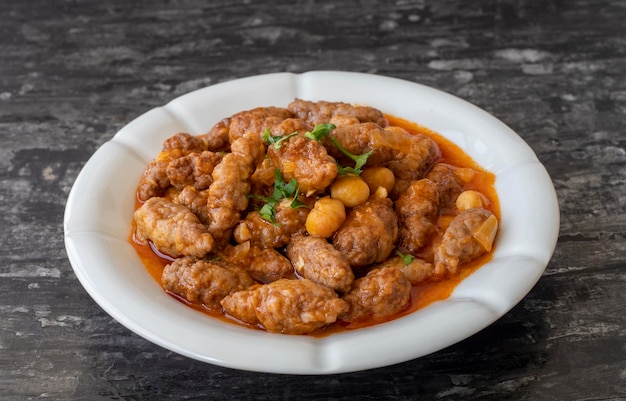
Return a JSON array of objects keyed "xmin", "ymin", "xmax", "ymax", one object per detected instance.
[
  {"xmin": 233, "ymin": 198, "xmax": 311, "ymax": 248},
  {"xmin": 173, "ymin": 186, "xmax": 210, "ymax": 225},
  {"xmin": 206, "ymin": 131, "xmax": 265, "ymax": 241},
  {"xmin": 332, "ymin": 188, "xmax": 398, "ymax": 268},
  {"xmin": 286, "ymin": 234, "xmax": 354, "ymax": 293},
  {"xmin": 433, "ymin": 208, "xmax": 497, "ymax": 277},
  {"xmin": 166, "ymin": 150, "xmax": 223, "ymax": 191},
  {"xmin": 221, "ymin": 279, "xmax": 349, "ymax": 334},
  {"xmin": 395, "ymin": 179, "xmax": 440, "ymax": 254},
  {"xmin": 221, "ymin": 242, "xmax": 295, "ymax": 283},
  {"xmin": 387, "ymin": 133, "xmax": 441, "ymax": 197},
  {"xmin": 340, "ymin": 267, "xmax": 411, "ymax": 322},
  {"xmin": 200, "ymin": 118, "xmax": 231, "ymax": 152},
  {"xmin": 136, "ymin": 148, "xmax": 184, "ymax": 201},
  {"xmin": 136, "ymin": 133, "xmax": 209, "ymax": 202},
  {"xmin": 133, "ymin": 197, "xmax": 215, "ymax": 258},
  {"xmin": 227, "ymin": 106, "xmax": 293, "ymax": 143},
  {"xmin": 376, "ymin": 255, "xmax": 434, "ymax": 285},
  {"xmin": 288, "ymin": 99, "xmax": 388, "ymax": 127},
  {"xmin": 162, "ymin": 257, "xmax": 254, "ymax": 310},
  {"xmin": 268, "ymin": 134, "xmax": 338, "ymax": 195},
  {"xmin": 327, "ymin": 122, "xmax": 413, "ymax": 166},
  {"xmin": 425, "ymin": 163, "xmax": 465, "ymax": 207}
]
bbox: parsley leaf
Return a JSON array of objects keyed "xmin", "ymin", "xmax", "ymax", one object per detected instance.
[
  {"xmin": 273, "ymin": 169, "xmax": 298, "ymax": 199},
  {"xmin": 329, "ymin": 137, "xmax": 374, "ymax": 176},
  {"xmin": 252, "ymin": 169, "xmax": 308, "ymax": 224},
  {"xmin": 396, "ymin": 251, "xmax": 415, "ymax": 266},
  {"xmin": 304, "ymin": 123, "xmax": 336, "ymax": 141},
  {"xmin": 258, "ymin": 201, "xmax": 278, "ymax": 224},
  {"xmin": 263, "ymin": 128, "xmax": 298, "ymax": 149}
]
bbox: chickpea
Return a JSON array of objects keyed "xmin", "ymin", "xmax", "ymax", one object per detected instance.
[
  {"xmin": 330, "ymin": 175, "xmax": 370, "ymax": 207},
  {"xmin": 456, "ymin": 190, "xmax": 487, "ymax": 211},
  {"xmin": 361, "ymin": 166, "xmax": 395, "ymax": 194},
  {"xmin": 306, "ymin": 197, "xmax": 346, "ymax": 238}
]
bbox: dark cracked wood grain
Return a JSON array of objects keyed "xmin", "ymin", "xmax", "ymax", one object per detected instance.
[{"xmin": 1, "ymin": 0, "xmax": 625, "ymax": 399}]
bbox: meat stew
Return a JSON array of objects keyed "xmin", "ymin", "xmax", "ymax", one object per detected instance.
[{"xmin": 130, "ymin": 99, "xmax": 499, "ymax": 335}]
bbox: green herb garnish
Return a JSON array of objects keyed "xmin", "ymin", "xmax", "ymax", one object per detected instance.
[
  {"xmin": 396, "ymin": 251, "xmax": 415, "ymax": 266},
  {"xmin": 304, "ymin": 123, "xmax": 336, "ymax": 141},
  {"xmin": 303, "ymin": 123, "xmax": 373, "ymax": 176},
  {"xmin": 329, "ymin": 137, "xmax": 374, "ymax": 176},
  {"xmin": 263, "ymin": 128, "xmax": 298, "ymax": 149},
  {"xmin": 252, "ymin": 169, "xmax": 309, "ymax": 224}
]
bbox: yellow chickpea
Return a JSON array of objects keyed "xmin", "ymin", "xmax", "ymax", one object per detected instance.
[
  {"xmin": 306, "ymin": 197, "xmax": 346, "ymax": 238},
  {"xmin": 330, "ymin": 175, "xmax": 370, "ymax": 207},
  {"xmin": 361, "ymin": 166, "xmax": 395, "ymax": 194},
  {"xmin": 456, "ymin": 190, "xmax": 487, "ymax": 211}
]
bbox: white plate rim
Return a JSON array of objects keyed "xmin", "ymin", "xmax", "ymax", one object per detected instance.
[{"xmin": 63, "ymin": 71, "xmax": 560, "ymax": 374}]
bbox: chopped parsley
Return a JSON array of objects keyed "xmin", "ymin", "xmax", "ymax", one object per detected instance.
[
  {"xmin": 304, "ymin": 123, "xmax": 336, "ymax": 141},
  {"xmin": 303, "ymin": 122, "xmax": 373, "ymax": 176},
  {"xmin": 396, "ymin": 251, "xmax": 415, "ymax": 266},
  {"xmin": 263, "ymin": 128, "xmax": 298, "ymax": 149},
  {"xmin": 330, "ymin": 137, "xmax": 374, "ymax": 176},
  {"xmin": 251, "ymin": 169, "xmax": 309, "ymax": 224}
]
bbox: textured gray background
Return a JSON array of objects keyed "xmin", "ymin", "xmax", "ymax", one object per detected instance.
[{"xmin": 1, "ymin": 0, "xmax": 625, "ymax": 399}]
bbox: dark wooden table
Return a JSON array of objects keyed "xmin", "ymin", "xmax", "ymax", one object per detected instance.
[{"xmin": 2, "ymin": 0, "xmax": 625, "ymax": 399}]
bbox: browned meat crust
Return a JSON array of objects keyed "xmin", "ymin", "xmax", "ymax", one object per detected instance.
[
  {"xmin": 166, "ymin": 151, "xmax": 223, "ymax": 191},
  {"xmin": 395, "ymin": 179, "xmax": 440, "ymax": 254},
  {"xmin": 286, "ymin": 234, "xmax": 354, "ymax": 293},
  {"xmin": 233, "ymin": 198, "xmax": 311, "ymax": 248},
  {"xmin": 206, "ymin": 131, "xmax": 265, "ymax": 242},
  {"xmin": 332, "ymin": 190, "xmax": 398, "ymax": 268},
  {"xmin": 288, "ymin": 99, "xmax": 388, "ymax": 127},
  {"xmin": 268, "ymin": 134, "xmax": 338, "ymax": 195},
  {"xmin": 221, "ymin": 278, "xmax": 349, "ymax": 334},
  {"xmin": 227, "ymin": 106, "xmax": 293, "ymax": 143},
  {"xmin": 426, "ymin": 163, "xmax": 465, "ymax": 206},
  {"xmin": 340, "ymin": 266, "xmax": 411, "ymax": 322},
  {"xmin": 375, "ymin": 256, "xmax": 434, "ymax": 285},
  {"xmin": 433, "ymin": 208, "xmax": 494, "ymax": 277},
  {"xmin": 221, "ymin": 242, "xmax": 295, "ymax": 283},
  {"xmin": 133, "ymin": 197, "xmax": 215, "ymax": 258},
  {"xmin": 161, "ymin": 256, "xmax": 254, "ymax": 310}
]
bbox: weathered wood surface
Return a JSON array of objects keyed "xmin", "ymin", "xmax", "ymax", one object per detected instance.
[{"xmin": 1, "ymin": 0, "xmax": 624, "ymax": 399}]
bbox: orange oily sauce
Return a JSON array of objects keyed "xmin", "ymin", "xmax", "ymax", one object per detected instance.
[{"xmin": 130, "ymin": 114, "xmax": 499, "ymax": 336}]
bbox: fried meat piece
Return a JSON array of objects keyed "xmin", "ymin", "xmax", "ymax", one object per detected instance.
[
  {"xmin": 288, "ymin": 99, "xmax": 388, "ymax": 127},
  {"xmin": 162, "ymin": 132, "xmax": 207, "ymax": 153},
  {"xmin": 133, "ymin": 197, "xmax": 215, "ymax": 258},
  {"xmin": 395, "ymin": 179, "xmax": 440, "ymax": 254},
  {"xmin": 340, "ymin": 267, "xmax": 411, "ymax": 322},
  {"xmin": 325, "ymin": 123, "xmax": 440, "ymax": 197},
  {"xmin": 268, "ymin": 133, "xmax": 338, "ymax": 195},
  {"xmin": 221, "ymin": 279, "xmax": 349, "ymax": 334},
  {"xmin": 200, "ymin": 118, "xmax": 231, "ymax": 151},
  {"xmin": 173, "ymin": 186, "xmax": 211, "ymax": 225},
  {"xmin": 233, "ymin": 198, "xmax": 311, "ymax": 248},
  {"xmin": 166, "ymin": 150, "xmax": 223, "ymax": 191},
  {"xmin": 376, "ymin": 256, "xmax": 434, "ymax": 285},
  {"xmin": 386, "ymin": 133, "xmax": 441, "ymax": 197},
  {"xmin": 221, "ymin": 242, "xmax": 295, "ymax": 283},
  {"xmin": 327, "ymin": 122, "xmax": 412, "ymax": 166},
  {"xmin": 332, "ymin": 189, "xmax": 398, "ymax": 268},
  {"xmin": 426, "ymin": 163, "xmax": 465, "ymax": 206},
  {"xmin": 136, "ymin": 148, "xmax": 184, "ymax": 201},
  {"xmin": 433, "ymin": 208, "xmax": 497, "ymax": 277},
  {"xmin": 206, "ymin": 131, "xmax": 265, "ymax": 242},
  {"xmin": 161, "ymin": 256, "xmax": 254, "ymax": 310},
  {"xmin": 137, "ymin": 133, "xmax": 209, "ymax": 202},
  {"xmin": 228, "ymin": 106, "xmax": 293, "ymax": 143},
  {"xmin": 286, "ymin": 234, "xmax": 354, "ymax": 293}
]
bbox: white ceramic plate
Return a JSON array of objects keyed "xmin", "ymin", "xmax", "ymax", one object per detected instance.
[{"xmin": 64, "ymin": 71, "xmax": 559, "ymax": 374}]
